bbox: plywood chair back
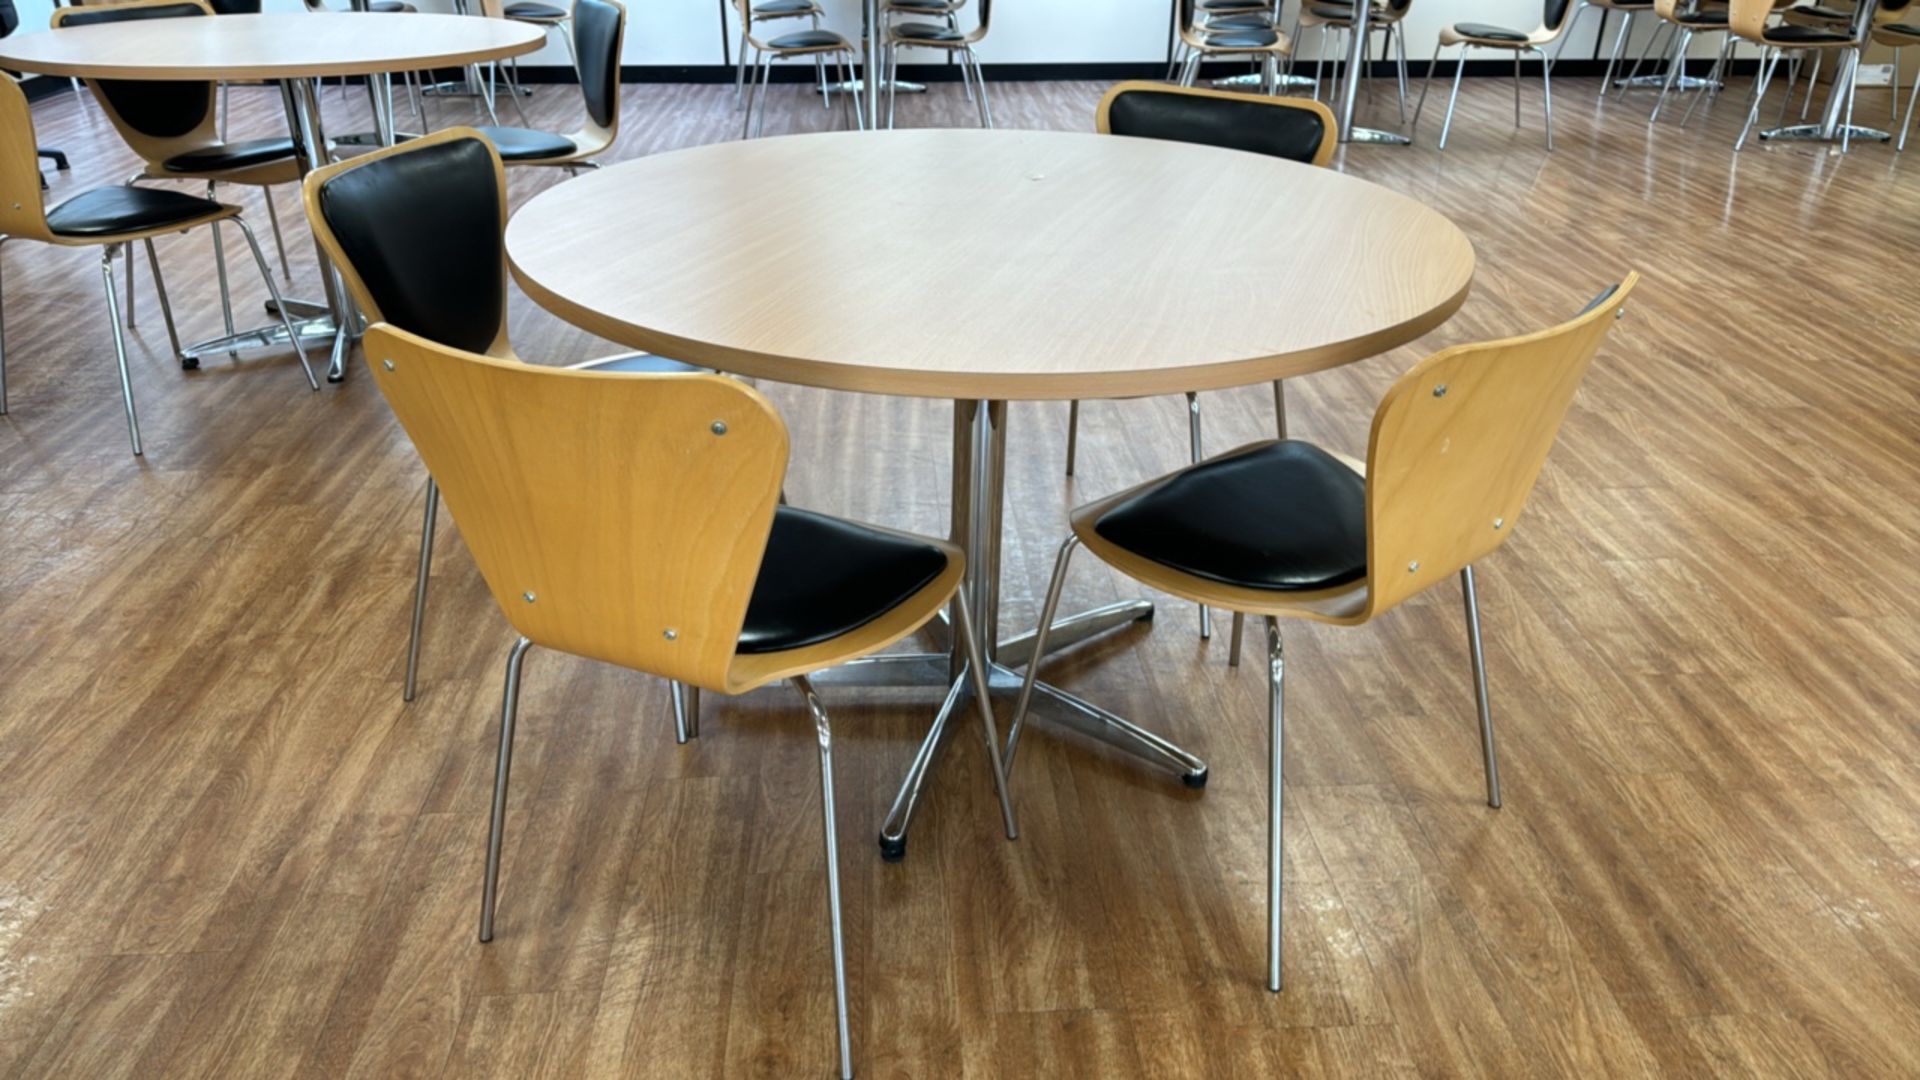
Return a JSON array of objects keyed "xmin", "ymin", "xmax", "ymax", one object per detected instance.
[
  {"xmin": 363, "ymin": 324, "xmax": 788, "ymax": 692},
  {"xmin": 1362, "ymin": 272, "xmax": 1638, "ymax": 617},
  {"xmin": 0, "ymin": 74, "xmax": 52, "ymax": 241},
  {"xmin": 302, "ymin": 128, "xmax": 514, "ymax": 358},
  {"xmin": 566, "ymin": 0, "xmax": 623, "ymax": 156},
  {"xmin": 49, "ymin": 0, "xmax": 222, "ymax": 166},
  {"xmin": 1096, "ymin": 81, "xmax": 1336, "ymax": 166}
]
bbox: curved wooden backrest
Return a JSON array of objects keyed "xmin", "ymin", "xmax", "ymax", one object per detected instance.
[
  {"xmin": 363, "ymin": 323, "xmax": 789, "ymax": 690},
  {"xmin": 1362, "ymin": 272, "xmax": 1639, "ymax": 617},
  {"xmin": 0, "ymin": 74, "xmax": 51, "ymax": 241},
  {"xmin": 50, "ymin": 0, "xmax": 219, "ymax": 164},
  {"xmin": 572, "ymin": 0, "xmax": 623, "ymax": 149},
  {"xmin": 1728, "ymin": 0, "xmax": 1777, "ymax": 39},
  {"xmin": 302, "ymin": 128, "xmax": 513, "ymax": 357},
  {"xmin": 1096, "ymin": 81, "xmax": 1336, "ymax": 167}
]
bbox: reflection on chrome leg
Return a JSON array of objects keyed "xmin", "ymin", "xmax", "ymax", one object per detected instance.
[{"xmin": 878, "ymin": 672, "xmax": 969, "ymax": 860}]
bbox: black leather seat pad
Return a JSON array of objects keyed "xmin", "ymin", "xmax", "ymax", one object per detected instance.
[
  {"xmin": 46, "ymin": 185, "xmax": 223, "ymax": 237},
  {"xmin": 738, "ymin": 507, "xmax": 948, "ymax": 654},
  {"xmin": 1452, "ymin": 21, "xmax": 1528, "ymax": 40},
  {"xmin": 1789, "ymin": 4, "xmax": 1852, "ymax": 18},
  {"xmin": 473, "ymin": 125, "xmax": 577, "ymax": 161},
  {"xmin": 504, "ymin": 1, "xmax": 564, "ymax": 17},
  {"xmin": 1208, "ymin": 13, "xmax": 1276, "ymax": 29},
  {"xmin": 756, "ymin": 0, "xmax": 818, "ymax": 11},
  {"xmin": 1886, "ymin": 22, "xmax": 1920, "ymax": 36},
  {"xmin": 162, "ymin": 136, "xmax": 297, "ymax": 173},
  {"xmin": 1766, "ymin": 24, "xmax": 1852, "ymax": 41},
  {"xmin": 1202, "ymin": 26, "xmax": 1281, "ymax": 46},
  {"xmin": 1670, "ymin": 9, "xmax": 1727, "ymax": 23},
  {"xmin": 1093, "ymin": 441, "xmax": 1367, "ymax": 592},
  {"xmin": 893, "ymin": 20, "xmax": 963, "ymax": 40},
  {"xmin": 768, "ymin": 28, "xmax": 847, "ymax": 48},
  {"xmin": 1107, "ymin": 89, "xmax": 1328, "ymax": 163}
]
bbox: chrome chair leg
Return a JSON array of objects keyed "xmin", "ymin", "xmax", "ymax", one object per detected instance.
[
  {"xmin": 1393, "ymin": 23, "xmax": 1410, "ymax": 124},
  {"xmin": 125, "ymin": 232, "xmax": 136, "ymax": 327},
  {"xmin": 1549, "ymin": 0, "xmax": 1588, "ymax": 69},
  {"xmin": 1272, "ymin": 378, "xmax": 1287, "ymax": 438},
  {"xmin": 1412, "ymin": 39, "xmax": 1443, "ymax": 132},
  {"xmin": 1599, "ymin": 10, "xmax": 1633, "ymax": 100},
  {"xmin": 791, "ymin": 674, "xmax": 855, "ymax": 1080},
  {"xmin": 98, "ymin": 246, "xmax": 143, "ymax": 456},
  {"xmin": 1264, "ymin": 614, "xmax": 1284, "ymax": 992},
  {"xmin": 1460, "ymin": 565, "xmax": 1503, "ymax": 809},
  {"xmin": 477, "ymin": 636, "xmax": 534, "ymax": 943},
  {"xmin": 1513, "ymin": 50, "xmax": 1523, "ymax": 128},
  {"xmin": 886, "ymin": 43, "xmax": 899, "ymax": 128},
  {"xmin": 1537, "ymin": 45, "xmax": 1554, "ymax": 149},
  {"xmin": 1900, "ymin": 59, "xmax": 1920, "ymax": 150},
  {"xmin": 1185, "ymin": 390, "xmax": 1211, "ymax": 642},
  {"xmin": 1737, "ymin": 47, "xmax": 1780, "ymax": 150},
  {"xmin": 207, "ymin": 212, "xmax": 238, "ymax": 359},
  {"xmin": 141, "ymin": 239, "xmax": 184, "ymax": 363},
  {"xmin": 684, "ymin": 685, "xmax": 701, "ymax": 737},
  {"xmin": 816, "ymin": 56, "xmax": 830, "ymax": 110},
  {"xmin": 261, "ymin": 187, "xmax": 292, "ymax": 282},
  {"xmin": 1006, "ymin": 534, "xmax": 1079, "ymax": 774},
  {"xmin": 968, "ymin": 46, "xmax": 992, "ymax": 128},
  {"xmin": 755, "ymin": 52, "xmax": 775, "ymax": 138},
  {"xmin": 735, "ymin": 25, "xmax": 751, "ymax": 106},
  {"xmin": 1648, "ymin": 28, "xmax": 1691, "ymax": 123},
  {"xmin": 1439, "ymin": 46, "xmax": 1468, "ymax": 148},
  {"xmin": 670, "ymin": 680, "xmax": 696, "ymax": 743},
  {"xmin": 233, "ymin": 218, "xmax": 319, "ymax": 390},
  {"xmin": 0, "ymin": 235, "xmax": 10, "ymax": 415},
  {"xmin": 1063, "ymin": 399, "xmax": 1079, "ymax": 476},
  {"xmin": 954, "ymin": 590, "xmax": 1019, "ymax": 838},
  {"xmin": 403, "ymin": 477, "xmax": 438, "ymax": 703},
  {"xmin": 1228, "ymin": 610, "xmax": 1245, "ymax": 668}
]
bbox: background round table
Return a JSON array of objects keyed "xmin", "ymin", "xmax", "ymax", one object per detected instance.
[
  {"xmin": 506, "ymin": 128, "xmax": 1475, "ymax": 858},
  {"xmin": 0, "ymin": 13, "xmax": 545, "ymax": 379}
]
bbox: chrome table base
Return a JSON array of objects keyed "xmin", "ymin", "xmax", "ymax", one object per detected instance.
[
  {"xmin": 867, "ymin": 400, "xmax": 1205, "ymax": 861},
  {"xmin": 1211, "ymin": 72, "xmax": 1315, "ymax": 91},
  {"xmin": 1759, "ymin": 123, "xmax": 1890, "ymax": 143},
  {"xmin": 817, "ymin": 78, "xmax": 925, "ymax": 95},
  {"xmin": 1615, "ymin": 73, "xmax": 1720, "ymax": 90}
]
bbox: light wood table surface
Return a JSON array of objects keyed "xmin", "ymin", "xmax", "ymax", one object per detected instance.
[
  {"xmin": 507, "ymin": 129, "xmax": 1473, "ymax": 400},
  {"xmin": 0, "ymin": 13, "xmax": 544, "ymax": 380},
  {"xmin": 507, "ymin": 128, "xmax": 1475, "ymax": 860}
]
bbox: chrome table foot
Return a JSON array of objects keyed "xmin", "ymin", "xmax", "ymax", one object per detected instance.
[
  {"xmin": 1346, "ymin": 126, "xmax": 1413, "ymax": 145},
  {"xmin": 180, "ymin": 315, "xmax": 338, "ymax": 365},
  {"xmin": 264, "ymin": 297, "xmax": 330, "ymax": 320},
  {"xmin": 1758, "ymin": 123, "xmax": 1890, "ymax": 143},
  {"xmin": 878, "ymin": 671, "xmax": 970, "ymax": 861},
  {"xmin": 818, "ymin": 78, "xmax": 924, "ymax": 95},
  {"xmin": 1211, "ymin": 72, "xmax": 1316, "ymax": 90},
  {"xmin": 996, "ymin": 598, "xmax": 1154, "ymax": 668},
  {"xmin": 1615, "ymin": 73, "xmax": 1720, "ymax": 90},
  {"xmin": 1024, "ymin": 677, "xmax": 1209, "ymax": 787}
]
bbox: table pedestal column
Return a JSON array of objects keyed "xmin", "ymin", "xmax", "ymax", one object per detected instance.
[{"xmin": 847, "ymin": 399, "xmax": 1208, "ymax": 862}]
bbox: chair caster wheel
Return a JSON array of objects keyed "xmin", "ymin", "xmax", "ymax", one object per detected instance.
[
  {"xmin": 879, "ymin": 835, "xmax": 906, "ymax": 862},
  {"xmin": 180, "ymin": 356, "xmax": 200, "ymax": 370},
  {"xmin": 1182, "ymin": 768, "xmax": 1208, "ymax": 789}
]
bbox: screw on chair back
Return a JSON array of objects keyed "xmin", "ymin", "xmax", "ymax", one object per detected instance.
[
  {"xmin": 49, "ymin": 0, "xmax": 221, "ymax": 161},
  {"xmin": 362, "ymin": 324, "xmax": 789, "ymax": 693},
  {"xmin": 1361, "ymin": 273, "xmax": 1637, "ymax": 618},
  {"xmin": 302, "ymin": 129, "xmax": 513, "ymax": 357},
  {"xmin": 0, "ymin": 76, "xmax": 53, "ymax": 241},
  {"xmin": 1096, "ymin": 81, "xmax": 1336, "ymax": 166}
]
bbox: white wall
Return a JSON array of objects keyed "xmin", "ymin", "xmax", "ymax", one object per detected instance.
[{"xmin": 8, "ymin": 0, "xmax": 1752, "ymax": 71}]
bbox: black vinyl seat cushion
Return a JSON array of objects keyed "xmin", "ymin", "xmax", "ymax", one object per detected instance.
[
  {"xmin": 768, "ymin": 28, "xmax": 849, "ymax": 48},
  {"xmin": 1201, "ymin": 26, "xmax": 1282, "ymax": 46},
  {"xmin": 368, "ymin": 1, "xmax": 414, "ymax": 10},
  {"xmin": 1093, "ymin": 441, "xmax": 1368, "ymax": 592},
  {"xmin": 45, "ymin": 185, "xmax": 224, "ymax": 238},
  {"xmin": 1451, "ymin": 21, "xmax": 1529, "ymax": 40},
  {"xmin": 738, "ymin": 507, "xmax": 949, "ymax": 654},
  {"xmin": 758, "ymin": 0, "xmax": 820, "ymax": 11},
  {"xmin": 1787, "ymin": 4, "xmax": 1853, "ymax": 19},
  {"xmin": 1107, "ymin": 89, "xmax": 1328, "ymax": 164},
  {"xmin": 1670, "ymin": 8, "xmax": 1728, "ymax": 23},
  {"xmin": 161, "ymin": 136, "xmax": 297, "ymax": 173},
  {"xmin": 1765, "ymin": 23, "xmax": 1852, "ymax": 41},
  {"xmin": 504, "ymin": 1, "xmax": 565, "ymax": 17},
  {"xmin": 1207, "ymin": 12, "xmax": 1277, "ymax": 29},
  {"xmin": 1886, "ymin": 21, "xmax": 1920, "ymax": 36},
  {"xmin": 473, "ymin": 125, "xmax": 578, "ymax": 161},
  {"xmin": 893, "ymin": 19, "xmax": 963, "ymax": 40}
]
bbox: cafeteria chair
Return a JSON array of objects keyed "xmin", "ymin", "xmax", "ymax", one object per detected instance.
[
  {"xmin": 736, "ymin": 0, "xmax": 866, "ymax": 138},
  {"xmin": 472, "ymin": 0, "xmax": 624, "ymax": 169},
  {"xmin": 1066, "ymin": 81, "xmax": 1334, "ymax": 645},
  {"xmin": 1881, "ymin": 17, "xmax": 1920, "ymax": 148},
  {"xmin": 361, "ymin": 321, "xmax": 1019, "ymax": 1080},
  {"xmin": 1732, "ymin": 0, "xmax": 1859, "ymax": 148},
  {"xmin": 1010, "ymin": 274, "xmax": 1639, "ymax": 993},
  {"xmin": 883, "ymin": 0, "xmax": 994, "ymax": 127},
  {"xmin": 1169, "ymin": 0, "xmax": 1284, "ymax": 81},
  {"xmin": 1412, "ymin": 0, "xmax": 1578, "ymax": 148},
  {"xmin": 1299, "ymin": 0, "xmax": 1414, "ymax": 120},
  {"xmin": 1553, "ymin": 0, "xmax": 1658, "ymax": 99},
  {"xmin": 51, "ymin": 0, "xmax": 301, "ymax": 342},
  {"xmin": 301, "ymin": 128, "xmax": 711, "ymax": 731},
  {"xmin": 734, "ymin": 0, "xmax": 828, "ymax": 108},
  {"xmin": 0, "ymin": 77, "xmax": 315, "ymax": 455},
  {"xmin": 1641, "ymin": 0, "xmax": 1731, "ymax": 124},
  {"xmin": 1173, "ymin": 0, "xmax": 1295, "ymax": 91}
]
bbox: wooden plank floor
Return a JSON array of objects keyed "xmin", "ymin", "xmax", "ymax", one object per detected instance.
[{"xmin": 2, "ymin": 69, "xmax": 1918, "ymax": 1078}]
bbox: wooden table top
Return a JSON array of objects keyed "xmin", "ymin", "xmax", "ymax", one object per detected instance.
[
  {"xmin": 0, "ymin": 13, "xmax": 544, "ymax": 80},
  {"xmin": 506, "ymin": 129, "xmax": 1475, "ymax": 401}
]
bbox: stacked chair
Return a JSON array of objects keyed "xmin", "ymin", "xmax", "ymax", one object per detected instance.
[{"xmin": 883, "ymin": 0, "xmax": 994, "ymax": 126}]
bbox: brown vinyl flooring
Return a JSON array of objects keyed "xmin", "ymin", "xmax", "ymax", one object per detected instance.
[{"xmin": 2, "ymin": 67, "xmax": 1919, "ymax": 1078}]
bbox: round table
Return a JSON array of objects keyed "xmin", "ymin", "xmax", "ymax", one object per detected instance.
[
  {"xmin": 506, "ymin": 128, "xmax": 1475, "ymax": 857},
  {"xmin": 0, "ymin": 13, "xmax": 545, "ymax": 378}
]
